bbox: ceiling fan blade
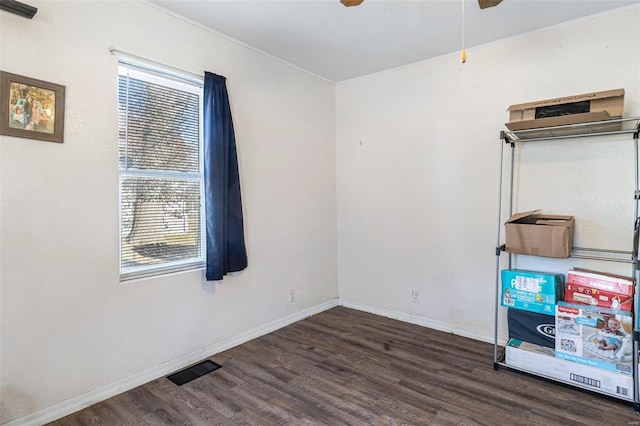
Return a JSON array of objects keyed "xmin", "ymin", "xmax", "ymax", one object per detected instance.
[
  {"xmin": 341, "ymin": 0, "xmax": 364, "ymax": 7},
  {"xmin": 478, "ymin": 0, "xmax": 503, "ymax": 9}
]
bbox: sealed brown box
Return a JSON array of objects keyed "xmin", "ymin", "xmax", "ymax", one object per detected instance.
[
  {"xmin": 506, "ymin": 89, "xmax": 624, "ymax": 131},
  {"xmin": 505, "ymin": 210, "xmax": 574, "ymax": 258}
]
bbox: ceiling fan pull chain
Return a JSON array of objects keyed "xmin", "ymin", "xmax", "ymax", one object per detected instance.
[{"xmin": 461, "ymin": 0, "xmax": 467, "ymax": 63}]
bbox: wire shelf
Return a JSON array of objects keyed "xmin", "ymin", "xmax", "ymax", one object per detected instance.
[{"xmin": 503, "ymin": 117, "xmax": 640, "ymax": 143}]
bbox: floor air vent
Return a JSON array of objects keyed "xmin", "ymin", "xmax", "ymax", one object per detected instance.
[{"xmin": 167, "ymin": 360, "xmax": 222, "ymax": 386}]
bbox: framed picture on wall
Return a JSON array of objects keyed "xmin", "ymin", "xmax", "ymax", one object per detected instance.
[{"xmin": 0, "ymin": 71, "xmax": 66, "ymax": 143}]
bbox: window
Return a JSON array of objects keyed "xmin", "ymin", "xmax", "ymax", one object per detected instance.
[{"xmin": 118, "ymin": 61, "xmax": 204, "ymax": 281}]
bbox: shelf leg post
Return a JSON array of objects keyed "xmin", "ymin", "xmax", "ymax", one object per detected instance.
[{"xmin": 493, "ymin": 135, "xmax": 507, "ymax": 369}]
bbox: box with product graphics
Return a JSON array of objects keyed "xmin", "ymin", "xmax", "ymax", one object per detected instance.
[
  {"xmin": 555, "ymin": 302, "xmax": 633, "ymax": 375},
  {"xmin": 507, "ymin": 308, "xmax": 555, "ymax": 349},
  {"xmin": 505, "ymin": 339, "xmax": 632, "ymax": 401},
  {"xmin": 506, "ymin": 88, "xmax": 624, "ymax": 131},
  {"xmin": 564, "ymin": 269, "xmax": 634, "ymax": 311},
  {"xmin": 501, "ymin": 269, "xmax": 565, "ymax": 315}
]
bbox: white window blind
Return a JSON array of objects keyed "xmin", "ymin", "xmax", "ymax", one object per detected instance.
[{"xmin": 118, "ymin": 61, "xmax": 204, "ymax": 281}]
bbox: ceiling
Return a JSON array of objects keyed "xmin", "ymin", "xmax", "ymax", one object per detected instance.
[{"xmin": 147, "ymin": 0, "xmax": 639, "ymax": 83}]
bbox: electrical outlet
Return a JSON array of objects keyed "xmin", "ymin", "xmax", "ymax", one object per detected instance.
[
  {"xmin": 288, "ymin": 290, "xmax": 295, "ymax": 303},
  {"xmin": 411, "ymin": 290, "xmax": 419, "ymax": 303}
]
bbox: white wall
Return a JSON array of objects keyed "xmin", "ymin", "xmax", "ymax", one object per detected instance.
[
  {"xmin": 2, "ymin": 2, "xmax": 639, "ymax": 424},
  {"xmin": 336, "ymin": 7, "xmax": 640, "ymax": 341},
  {"xmin": 0, "ymin": 1, "xmax": 337, "ymax": 423}
]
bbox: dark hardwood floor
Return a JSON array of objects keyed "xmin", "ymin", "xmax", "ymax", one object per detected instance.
[{"xmin": 49, "ymin": 307, "xmax": 639, "ymax": 425}]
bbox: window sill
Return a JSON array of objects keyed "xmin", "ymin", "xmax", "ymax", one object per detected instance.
[{"xmin": 120, "ymin": 262, "xmax": 206, "ymax": 284}]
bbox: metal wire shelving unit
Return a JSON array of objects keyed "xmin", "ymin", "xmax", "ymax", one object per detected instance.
[{"xmin": 493, "ymin": 117, "xmax": 640, "ymax": 410}]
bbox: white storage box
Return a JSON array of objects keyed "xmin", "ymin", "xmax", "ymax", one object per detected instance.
[{"xmin": 505, "ymin": 339, "xmax": 633, "ymax": 401}]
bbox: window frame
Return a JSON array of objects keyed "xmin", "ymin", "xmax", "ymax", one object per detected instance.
[{"xmin": 117, "ymin": 59, "xmax": 206, "ymax": 282}]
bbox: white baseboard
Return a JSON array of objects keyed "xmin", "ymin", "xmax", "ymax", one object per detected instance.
[
  {"xmin": 4, "ymin": 299, "xmax": 339, "ymax": 426},
  {"xmin": 338, "ymin": 298, "xmax": 502, "ymax": 345}
]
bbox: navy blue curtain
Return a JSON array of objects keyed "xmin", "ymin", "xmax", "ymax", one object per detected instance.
[{"xmin": 203, "ymin": 72, "xmax": 247, "ymax": 280}]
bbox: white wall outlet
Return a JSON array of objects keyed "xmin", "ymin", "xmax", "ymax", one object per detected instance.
[
  {"xmin": 288, "ymin": 289, "xmax": 295, "ymax": 303},
  {"xmin": 411, "ymin": 290, "xmax": 419, "ymax": 303}
]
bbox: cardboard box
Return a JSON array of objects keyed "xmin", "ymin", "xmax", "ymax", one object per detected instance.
[
  {"xmin": 504, "ymin": 211, "xmax": 574, "ymax": 258},
  {"xmin": 508, "ymin": 309, "xmax": 555, "ymax": 348},
  {"xmin": 505, "ymin": 339, "xmax": 633, "ymax": 400},
  {"xmin": 555, "ymin": 302, "xmax": 633, "ymax": 375},
  {"xmin": 501, "ymin": 269, "xmax": 564, "ymax": 315},
  {"xmin": 506, "ymin": 88, "xmax": 624, "ymax": 131},
  {"xmin": 565, "ymin": 269, "xmax": 634, "ymax": 311}
]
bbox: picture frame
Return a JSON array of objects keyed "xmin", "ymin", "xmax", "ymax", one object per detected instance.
[{"xmin": 0, "ymin": 71, "xmax": 66, "ymax": 143}]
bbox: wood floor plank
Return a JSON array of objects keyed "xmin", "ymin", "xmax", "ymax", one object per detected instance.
[{"xmin": 48, "ymin": 306, "xmax": 639, "ymax": 425}]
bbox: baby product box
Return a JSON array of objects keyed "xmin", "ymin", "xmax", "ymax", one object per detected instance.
[
  {"xmin": 506, "ymin": 339, "xmax": 632, "ymax": 401},
  {"xmin": 501, "ymin": 269, "xmax": 564, "ymax": 315},
  {"xmin": 564, "ymin": 269, "xmax": 634, "ymax": 311},
  {"xmin": 555, "ymin": 302, "xmax": 633, "ymax": 375},
  {"xmin": 504, "ymin": 211, "xmax": 574, "ymax": 258},
  {"xmin": 507, "ymin": 309, "xmax": 555, "ymax": 349}
]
